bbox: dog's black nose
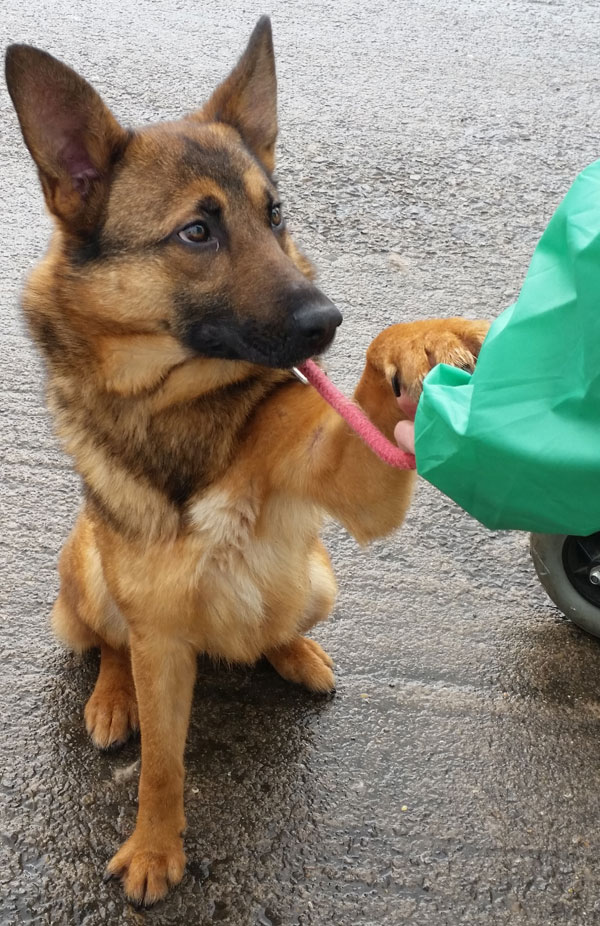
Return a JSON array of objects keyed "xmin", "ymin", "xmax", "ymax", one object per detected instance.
[{"xmin": 292, "ymin": 299, "xmax": 343, "ymax": 351}]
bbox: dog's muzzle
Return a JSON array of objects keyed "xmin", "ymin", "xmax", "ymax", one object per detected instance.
[{"xmin": 290, "ymin": 299, "xmax": 343, "ymax": 358}]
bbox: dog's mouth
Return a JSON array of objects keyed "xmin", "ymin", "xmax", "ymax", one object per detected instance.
[{"xmin": 181, "ymin": 300, "xmax": 343, "ymax": 369}]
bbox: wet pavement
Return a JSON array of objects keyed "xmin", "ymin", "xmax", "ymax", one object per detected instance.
[{"xmin": 3, "ymin": 0, "xmax": 600, "ymax": 923}]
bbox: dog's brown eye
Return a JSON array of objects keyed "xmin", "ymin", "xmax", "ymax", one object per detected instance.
[
  {"xmin": 270, "ymin": 205, "xmax": 282, "ymax": 227},
  {"xmin": 178, "ymin": 222, "xmax": 210, "ymax": 244}
]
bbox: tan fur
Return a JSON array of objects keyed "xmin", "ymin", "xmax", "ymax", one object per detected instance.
[{"xmin": 5, "ymin": 18, "xmax": 489, "ymax": 906}]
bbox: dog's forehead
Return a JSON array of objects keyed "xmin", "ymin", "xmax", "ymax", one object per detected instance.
[{"xmin": 105, "ymin": 120, "xmax": 272, "ymax": 240}]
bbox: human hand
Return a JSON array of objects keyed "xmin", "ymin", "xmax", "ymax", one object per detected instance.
[{"xmin": 394, "ymin": 395, "xmax": 416, "ymax": 454}]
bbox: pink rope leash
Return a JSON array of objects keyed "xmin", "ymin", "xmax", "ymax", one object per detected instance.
[{"xmin": 295, "ymin": 359, "xmax": 416, "ymax": 470}]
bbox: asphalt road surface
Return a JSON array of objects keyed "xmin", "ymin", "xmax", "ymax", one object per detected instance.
[{"xmin": 3, "ymin": 1, "xmax": 600, "ymax": 923}]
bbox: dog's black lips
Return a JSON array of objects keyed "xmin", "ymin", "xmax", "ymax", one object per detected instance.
[
  {"xmin": 184, "ymin": 316, "xmax": 325, "ymax": 367},
  {"xmin": 175, "ymin": 297, "xmax": 339, "ymax": 368}
]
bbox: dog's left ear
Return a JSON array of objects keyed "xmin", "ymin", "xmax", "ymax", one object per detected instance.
[
  {"xmin": 200, "ymin": 16, "xmax": 278, "ymax": 173},
  {"xmin": 5, "ymin": 44, "xmax": 129, "ymax": 231}
]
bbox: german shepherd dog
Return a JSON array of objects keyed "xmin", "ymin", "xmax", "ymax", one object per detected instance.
[{"xmin": 5, "ymin": 17, "xmax": 488, "ymax": 905}]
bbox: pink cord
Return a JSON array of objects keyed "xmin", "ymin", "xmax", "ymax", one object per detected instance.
[{"xmin": 297, "ymin": 360, "xmax": 416, "ymax": 470}]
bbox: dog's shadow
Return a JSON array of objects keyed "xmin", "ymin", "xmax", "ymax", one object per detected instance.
[{"xmin": 47, "ymin": 649, "xmax": 332, "ymax": 921}]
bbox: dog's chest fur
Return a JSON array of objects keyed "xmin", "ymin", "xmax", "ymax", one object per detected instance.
[
  {"xmin": 185, "ymin": 485, "xmax": 323, "ymax": 658},
  {"xmin": 44, "ymin": 354, "xmax": 324, "ymax": 659}
]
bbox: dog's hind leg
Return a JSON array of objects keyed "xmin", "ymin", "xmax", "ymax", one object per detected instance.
[
  {"xmin": 52, "ymin": 509, "xmax": 128, "ymax": 650},
  {"xmin": 84, "ymin": 644, "xmax": 139, "ymax": 749},
  {"xmin": 266, "ymin": 541, "xmax": 337, "ymax": 693},
  {"xmin": 52, "ymin": 509, "xmax": 137, "ymax": 747}
]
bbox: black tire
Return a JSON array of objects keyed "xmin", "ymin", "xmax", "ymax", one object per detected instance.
[{"xmin": 530, "ymin": 532, "xmax": 600, "ymax": 638}]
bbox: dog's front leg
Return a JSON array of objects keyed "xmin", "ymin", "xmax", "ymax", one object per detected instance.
[
  {"xmin": 106, "ymin": 631, "xmax": 197, "ymax": 905},
  {"xmin": 261, "ymin": 318, "xmax": 488, "ymax": 544}
]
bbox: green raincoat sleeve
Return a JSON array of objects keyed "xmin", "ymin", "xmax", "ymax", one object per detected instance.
[{"xmin": 414, "ymin": 159, "xmax": 600, "ymax": 535}]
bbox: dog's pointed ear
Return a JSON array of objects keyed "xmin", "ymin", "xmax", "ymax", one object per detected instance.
[
  {"xmin": 200, "ymin": 16, "xmax": 278, "ymax": 173},
  {"xmin": 5, "ymin": 44, "xmax": 129, "ymax": 231}
]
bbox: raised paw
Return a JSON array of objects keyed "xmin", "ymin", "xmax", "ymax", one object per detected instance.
[
  {"xmin": 368, "ymin": 317, "xmax": 490, "ymax": 402},
  {"xmin": 106, "ymin": 828, "xmax": 186, "ymax": 906},
  {"xmin": 84, "ymin": 646, "xmax": 139, "ymax": 749},
  {"xmin": 267, "ymin": 636, "xmax": 335, "ymax": 693}
]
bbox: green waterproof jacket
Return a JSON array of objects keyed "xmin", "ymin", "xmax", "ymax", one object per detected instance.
[{"xmin": 415, "ymin": 159, "xmax": 600, "ymax": 535}]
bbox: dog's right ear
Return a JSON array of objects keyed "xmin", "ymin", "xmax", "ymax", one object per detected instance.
[
  {"xmin": 5, "ymin": 45, "xmax": 129, "ymax": 231},
  {"xmin": 200, "ymin": 17, "xmax": 278, "ymax": 174}
]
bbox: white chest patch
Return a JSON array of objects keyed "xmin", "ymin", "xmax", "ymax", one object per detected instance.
[
  {"xmin": 188, "ymin": 488, "xmax": 263, "ymax": 624},
  {"xmin": 190, "ymin": 488, "xmax": 258, "ymax": 553},
  {"xmin": 187, "ymin": 486, "xmax": 321, "ymax": 640}
]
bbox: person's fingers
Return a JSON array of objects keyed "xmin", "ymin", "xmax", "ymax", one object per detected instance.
[
  {"xmin": 394, "ymin": 419, "xmax": 415, "ymax": 454},
  {"xmin": 396, "ymin": 395, "xmax": 418, "ymax": 420}
]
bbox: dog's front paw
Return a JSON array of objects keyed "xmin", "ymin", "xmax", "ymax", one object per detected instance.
[
  {"xmin": 367, "ymin": 318, "xmax": 490, "ymax": 402},
  {"xmin": 106, "ymin": 828, "xmax": 185, "ymax": 906}
]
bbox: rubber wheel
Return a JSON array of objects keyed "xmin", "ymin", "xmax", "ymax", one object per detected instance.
[{"xmin": 530, "ymin": 532, "xmax": 600, "ymax": 638}]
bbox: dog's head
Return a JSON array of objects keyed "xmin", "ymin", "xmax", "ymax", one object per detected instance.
[{"xmin": 5, "ymin": 18, "xmax": 342, "ymax": 372}]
